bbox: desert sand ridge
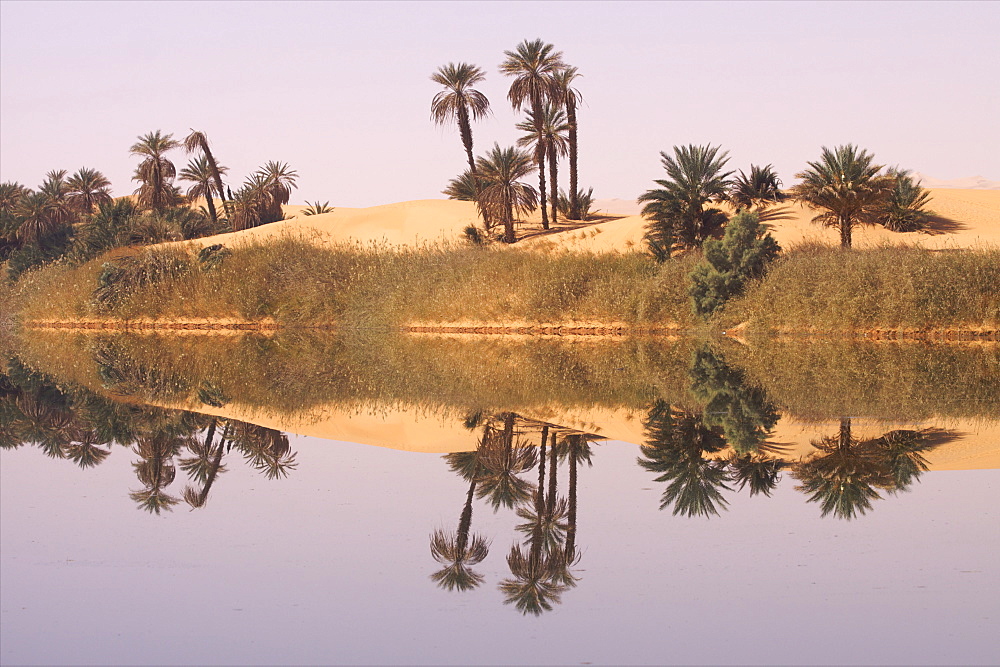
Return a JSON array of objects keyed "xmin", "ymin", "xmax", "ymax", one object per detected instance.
[{"xmin": 177, "ymin": 189, "xmax": 999, "ymax": 253}]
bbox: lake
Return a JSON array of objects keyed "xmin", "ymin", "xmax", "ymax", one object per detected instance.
[{"xmin": 1, "ymin": 332, "xmax": 997, "ymax": 665}]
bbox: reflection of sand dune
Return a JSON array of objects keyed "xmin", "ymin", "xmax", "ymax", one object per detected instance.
[
  {"xmin": 164, "ymin": 398, "xmax": 1000, "ymax": 472},
  {"xmin": 176, "ymin": 189, "xmax": 998, "ymax": 253}
]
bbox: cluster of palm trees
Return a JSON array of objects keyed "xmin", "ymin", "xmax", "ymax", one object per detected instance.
[
  {"xmin": 1, "ymin": 357, "xmax": 297, "ymax": 515},
  {"xmin": 639, "ymin": 143, "xmax": 934, "ymax": 259},
  {"xmin": 0, "ymin": 129, "xmax": 297, "ymax": 280},
  {"xmin": 430, "ymin": 413, "xmax": 594, "ymax": 615},
  {"xmin": 432, "ymin": 39, "xmax": 588, "ymax": 243}
]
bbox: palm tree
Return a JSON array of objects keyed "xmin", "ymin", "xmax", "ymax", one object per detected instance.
[
  {"xmin": 475, "ymin": 144, "xmax": 538, "ymax": 243},
  {"xmin": 38, "ymin": 169, "xmax": 73, "ymax": 227},
  {"xmin": 302, "ymin": 201, "xmax": 334, "ymax": 216},
  {"xmin": 726, "ymin": 452, "xmax": 786, "ymax": 497},
  {"xmin": 552, "ymin": 66, "xmax": 583, "ymax": 219},
  {"xmin": 638, "ymin": 144, "xmax": 733, "ymax": 260},
  {"xmin": 516, "ymin": 104, "xmax": 570, "ymax": 225},
  {"xmin": 229, "ymin": 163, "xmax": 297, "ymax": 230},
  {"xmin": 430, "ymin": 63, "xmax": 491, "ymax": 198},
  {"xmin": 179, "ymin": 155, "xmax": 228, "ymax": 225},
  {"xmin": 13, "ymin": 191, "xmax": 59, "ymax": 244},
  {"xmin": 501, "ymin": 39, "xmax": 566, "ymax": 231},
  {"xmin": 66, "ymin": 168, "xmax": 113, "ymax": 216},
  {"xmin": 865, "ymin": 168, "xmax": 934, "ymax": 232},
  {"xmin": 730, "ymin": 164, "xmax": 787, "ymax": 222},
  {"xmin": 259, "ymin": 160, "xmax": 298, "ymax": 222},
  {"xmin": 184, "ymin": 130, "xmax": 233, "ymax": 222},
  {"xmin": 130, "ymin": 130, "xmax": 181, "ymax": 213},
  {"xmin": 791, "ymin": 144, "xmax": 895, "ymax": 248},
  {"xmin": 0, "ymin": 181, "xmax": 27, "ymax": 215}
]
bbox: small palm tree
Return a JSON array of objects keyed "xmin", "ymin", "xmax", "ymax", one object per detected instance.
[
  {"xmin": 302, "ymin": 200, "xmax": 334, "ymax": 216},
  {"xmin": 130, "ymin": 130, "xmax": 181, "ymax": 212},
  {"xmin": 475, "ymin": 144, "xmax": 538, "ymax": 243},
  {"xmin": 431, "ymin": 63, "xmax": 491, "ymax": 196},
  {"xmin": 516, "ymin": 104, "xmax": 570, "ymax": 224},
  {"xmin": 66, "ymin": 167, "xmax": 113, "ymax": 216},
  {"xmin": 865, "ymin": 168, "xmax": 934, "ymax": 232},
  {"xmin": 501, "ymin": 39, "xmax": 566, "ymax": 230},
  {"xmin": 730, "ymin": 164, "xmax": 787, "ymax": 222},
  {"xmin": 184, "ymin": 130, "xmax": 233, "ymax": 222},
  {"xmin": 556, "ymin": 187, "xmax": 595, "ymax": 221},
  {"xmin": 790, "ymin": 144, "xmax": 895, "ymax": 248},
  {"xmin": 179, "ymin": 155, "xmax": 228, "ymax": 225},
  {"xmin": 13, "ymin": 191, "xmax": 59, "ymax": 244},
  {"xmin": 638, "ymin": 144, "xmax": 733, "ymax": 260}
]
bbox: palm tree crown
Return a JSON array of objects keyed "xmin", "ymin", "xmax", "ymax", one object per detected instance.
[
  {"xmin": 431, "ymin": 63, "xmax": 491, "ymax": 183},
  {"xmin": 130, "ymin": 130, "xmax": 181, "ymax": 212},
  {"xmin": 475, "ymin": 144, "xmax": 538, "ymax": 244},
  {"xmin": 501, "ymin": 39, "xmax": 566, "ymax": 231},
  {"xmin": 66, "ymin": 167, "xmax": 113, "ymax": 215},
  {"xmin": 179, "ymin": 155, "xmax": 228, "ymax": 224}
]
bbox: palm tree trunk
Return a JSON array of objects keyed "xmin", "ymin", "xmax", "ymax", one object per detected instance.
[
  {"xmin": 503, "ymin": 189, "xmax": 515, "ymax": 243},
  {"xmin": 204, "ymin": 188, "xmax": 218, "ymax": 224},
  {"xmin": 546, "ymin": 430, "xmax": 557, "ymax": 515},
  {"xmin": 565, "ymin": 437, "xmax": 578, "ymax": 560},
  {"xmin": 532, "ymin": 96, "xmax": 549, "ymax": 230},
  {"xmin": 548, "ymin": 142, "xmax": 558, "ymax": 225},
  {"xmin": 840, "ymin": 215, "xmax": 852, "ymax": 248},
  {"xmin": 456, "ymin": 477, "xmax": 477, "ymax": 555},
  {"xmin": 567, "ymin": 101, "xmax": 580, "ymax": 220},
  {"xmin": 201, "ymin": 142, "xmax": 233, "ymax": 222}
]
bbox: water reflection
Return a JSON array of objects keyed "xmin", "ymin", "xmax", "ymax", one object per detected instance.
[{"xmin": 1, "ymin": 332, "xmax": 996, "ymax": 616}]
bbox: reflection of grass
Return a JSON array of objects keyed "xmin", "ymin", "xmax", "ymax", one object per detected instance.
[
  {"xmin": 723, "ymin": 339, "xmax": 1000, "ymax": 420},
  {"xmin": 11, "ymin": 330, "xmax": 1000, "ymax": 422},
  {"xmin": 725, "ymin": 244, "xmax": 1000, "ymax": 333}
]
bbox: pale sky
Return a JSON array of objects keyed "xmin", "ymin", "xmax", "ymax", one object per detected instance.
[{"xmin": 2, "ymin": 0, "xmax": 998, "ymax": 207}]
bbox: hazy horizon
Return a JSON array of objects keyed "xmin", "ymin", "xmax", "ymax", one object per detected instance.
[{"xmin": 2, "ymin": 0, "xmax": 998, "ymax": 207}]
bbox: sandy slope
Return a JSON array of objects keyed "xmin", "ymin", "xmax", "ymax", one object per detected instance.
[
  {"xmin": 522, "ymin": 189, "xmax": 1000, "ymax": 253},
  {"xmin": 177, "ymin": 189, "xmax": 997, "ymax": 254}
]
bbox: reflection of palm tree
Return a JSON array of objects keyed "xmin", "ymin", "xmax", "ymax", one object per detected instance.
[
  {"xmin": 791, "ymin": 418, "xmax": 940, "ymax": 520},
  {"xmin": 429, "ymin": 475, "xmax": 491, "ymax": 591},
  {"xmin": 475, "ymin": 414, "xmax": 536, "ymax": 510},
  {"xmin": 130, "ymin": 433, "xmax": 185, "ymax": 514},
  {"xmin": 229, "ymin": 421, "xmax": 297, "ymax": 479},
  {"xmin": 181, "ymin": 419, "xmax": 229, "ymax": 509},
  {"xmin": 559, "ymin": 434, "xmax": 593, "ymax": 562},
  {"xmin": 727, "ymin": 452, "xmax": 786, "ymax": 497},
  {"xmin": 638, "ymin": 401, "xmax": 731, "ymax": 517}
]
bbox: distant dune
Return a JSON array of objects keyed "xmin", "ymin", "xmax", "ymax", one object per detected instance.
[
  {"xmin": 911, "ymin": 173, "xmax": 1000, "ymax": 190},
  {"xmin": 177, "ymin": 188, "xmax": 998, "ymax": 254}
]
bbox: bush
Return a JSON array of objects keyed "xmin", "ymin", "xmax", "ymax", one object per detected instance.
[{"xmin": 689, "ymin": 212, "xmax": 780, "ymax": 316}]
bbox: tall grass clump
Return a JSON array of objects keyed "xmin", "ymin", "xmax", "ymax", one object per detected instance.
[
  {"xmin": 11, "ymin": 232, "xmax": 701, "ymax": 329},
  {"xmin": 729, "ymin": 244, "xmax": 1000, "ymax": 332}
]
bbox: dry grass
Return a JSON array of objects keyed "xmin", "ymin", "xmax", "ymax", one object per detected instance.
[
  {"xmin": 725, "ymin": 243, "xmax": 1000, "ymax": 333},
  {"xmin": 10, "ymin": 235, "xmax": 699, "ymax": 329}
]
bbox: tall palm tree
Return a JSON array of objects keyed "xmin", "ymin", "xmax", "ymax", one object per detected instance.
[
  {"xmin": 638, "ymin": 144, "xmax": 733, "ymax": 259},
  {"xmin": 130, "ymin": 130, "xmax": 181, "ymax": 213},
  {"xmin": 66, "ymin": 167, "xmax": 113, "ymax": 216},
  {"xmin": 184, "ymin": 130, "xmax": 233, "ymax": 222},
  {"xmin": 790, "ymin": 144, "xmax": 894, "ymax": 248},
  {"xmin": 430, "ymin": 63, "xmax": 491, "ymax": 197},
  {"xmin": 179, "ymin": 155, "xmax": 228, "ymax": 225},
  {"xmin": 500, "ymin": 39, "xmax": 566, "ymax": 231},
  {"xmin": 552, "ymin": 66, "xmax": 583, "ymax": 219},
  {"xmin": 475, "ymin": 144, "xmax": 538, "ymax": 243},
  {"xmin": 516, "ymin": 104, "xmax": 570, "ymax": 225}
]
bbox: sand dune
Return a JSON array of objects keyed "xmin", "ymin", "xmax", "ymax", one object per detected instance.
[
  {"xmin": 177, "ymin": 189, "xmax": 997, "ymax": 255},
  {"xmin": 522, "ymin": 188, "xmax": 1000, "ymax": 253}
]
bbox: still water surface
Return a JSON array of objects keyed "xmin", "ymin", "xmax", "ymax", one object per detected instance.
[{"xmin": 1, "ymin": 334, "xmax": 998, "ymax": 665}]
